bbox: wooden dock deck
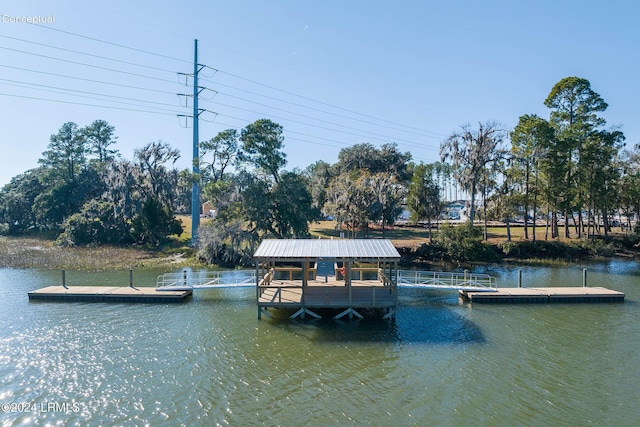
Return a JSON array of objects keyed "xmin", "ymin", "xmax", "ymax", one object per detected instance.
[
  {"xmin": 28, "ymin": 286, "xmax": 192, "ymax": 303},
  {"xmin": 460, "ymin": 287, "xmax": 625, "ymax": 303},
  {"xmin": 258, "ymin": 279, "xmax": 395, "ymax": 309}
]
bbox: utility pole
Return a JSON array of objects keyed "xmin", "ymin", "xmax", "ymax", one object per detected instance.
[
  {"xmin": 177, "ymin": 40, "xmax": 210, "ymax": 245},
  {"xmin": 191, "ymin": 39, "xmax": 200, "ymax": 245}
]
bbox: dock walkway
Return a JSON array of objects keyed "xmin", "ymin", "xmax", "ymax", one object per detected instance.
[
  {"xmin": 461, "ymin": 286, "xmax": 625, "ymax": 303},
  {"xmin": 28, "ymin": 286, "xmax": 192, "ymax": 303}
]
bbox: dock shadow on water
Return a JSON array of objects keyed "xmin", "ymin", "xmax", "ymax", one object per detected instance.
[{"xmin": 264, "ymin": 303, "xmax": 485, "ymax": 345}]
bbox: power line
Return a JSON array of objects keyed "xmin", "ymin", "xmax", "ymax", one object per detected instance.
[
  {"xmin": 207, "ymin": 79, "xmax": 445, "ymax": 140},
  {"xmin": 214, "ymin": 69, "xmax": 448, "ymax": 138},
  {"xmin": 15, "ymin": 25, "xmax": 445, "ymax": 142},
  {"xmin": 209, "ymin": 84, "xmax": 442, "ymax": 140},
  {"xmin": 202, "ymin": 98, "xmax": 440, "ymax": 153},
  {"xmin": 205, "ymin": 116, "xmax": 436, "ymax": 162},
  {"xmin": 32, "ymin": 23, "xmax": 190, "ymax": 64},
  {"xmin": 0, "ymin": 79, "xmax": 188, "ymax": 112},
  {"xmin": 0, "ymin": 64, "xmax": 178, "ymax": 96},
  {"xmin": 0, "ymin": 92, "xmax": 185, "ymax": 116},
  {"xmin": 0, "ymin": 46, "xmax": 179, "ymax": 86},
  {"xmin": 0, "ymin": 34, "xmax": 179, "ymax": 75},
  {"xmin": 3, "ymin": 25, "xmax": 445, "ymax": 160},
  {"xmin": 28, "ymin": 21, "xmax": 447, "ymax": 141},
  {"xmin": 2, "ymin": 40, "xmax": 438, "ymax": 149}
]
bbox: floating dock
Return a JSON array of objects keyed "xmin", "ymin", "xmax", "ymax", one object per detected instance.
[
  {"xmin": 460, "ymin": 287, "xmax": 625, "ymax": 303},
  {"xmin": 28, "ymin": 286, "xmax": 192, "ymax": 303}
]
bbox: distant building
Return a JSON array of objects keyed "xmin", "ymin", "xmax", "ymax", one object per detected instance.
[
  {"xmin": 201, "ymin": 202, "xmax": 216, "ymax": 218},
  {"xmin": 442, "ymin": 200, "xmax": 468, "ymax": 221}
]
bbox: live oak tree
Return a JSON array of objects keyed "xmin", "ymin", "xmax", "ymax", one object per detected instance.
[
  {"xmin": 241, "ymin": 171, "xmax": 317, "ymax": 239},
  {"xmin": 324, "ymin": 143, "xmax": 411, "ymax": 237},
  {"xmin": 367, "ymin": 172, "xmax": 405, "ymax": 238},
  {"xmin": 134, "ymin": 141, "xmax": 180, "ymax": 206},
  {"xmin": 58, "ymin": 141, "xmax": 183, "ymax": 246},
  {"xmin": 240, "ymin": 119, "xmax": 286, "ymax": 183},
  {"xmin": 200, "ymin": 129, "xmax": 240, "ymax": 183},
  {"xmin": 0, "ymin": 168, "xmax": 45, "ymax": 233},
  {"xmin": 440, "ymin": 121, "xmax": 506, "ymax": 223},
  {"xmin": 305, "ymin": 160, "xmax": 333, "ymax": 214},
  {"xmin": 199, "ymin": 119, "xmax": 317, "ymax": 260},
  {"xmin": 324, "ymin": 172, "xmax": 375, "ymax": 238},
  {"xmin": 335, "ymin": 142, "xmax": 412, "ymax": 184}
]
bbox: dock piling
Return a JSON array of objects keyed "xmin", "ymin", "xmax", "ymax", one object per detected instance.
[
  {"xmin": 518, "ymin": 269, "xmax": 522, "ymax": 288},
  {"xmin": 62, "ymin": 269, "xmax": 67, "ymax": 289},
  {"xmin": 583, "ymin": 268, "xmax": 587, "ymax": 287},
  {"xmin": 129, "ymin": 269, "xmax": 133, "ymax": 288}
]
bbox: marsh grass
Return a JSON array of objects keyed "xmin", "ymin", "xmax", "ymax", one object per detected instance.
[{"xmin": 0, "ymin": 236, "xmax": 197, "ymax": 271}]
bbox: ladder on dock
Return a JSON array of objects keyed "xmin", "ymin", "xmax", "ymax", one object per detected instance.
[
  {"xmin": 397, "ymin": 270, "xmax": 496, "ymax": 292},
  {"xmin": 156, "ymin": 270, "xmax": 256, "ymax": 291}
]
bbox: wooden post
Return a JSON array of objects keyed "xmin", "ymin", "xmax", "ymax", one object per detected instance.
[
  {"xmin": 518, "ymin": 269, "xmax": 522, "ymax": 288},
  {"xmin": 583, "ymin": 268, "xmax": 587, "ymax": 287},
  {"xmin": 62, "ymin": 269, "xmax": 67, "ymax": 289},
  {"xmin": 302, "ymin": 261, "xmax": 309, "ymax": 287},
  {"xmin": 129, "ymin": 269, "xmax": 133, "ymax": 288}
]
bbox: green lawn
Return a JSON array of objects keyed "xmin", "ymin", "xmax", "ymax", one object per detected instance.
[{"xmin": 309, "ymin": 220, "xmax": 625, "ymax": 247}]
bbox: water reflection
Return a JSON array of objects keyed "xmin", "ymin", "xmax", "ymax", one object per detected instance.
[
  {"xmin": 1, "ymin": 263, "xmax": 640, "ymax": 426},
  {"xmin": 261, "ymin": 303, "xmax": 485, "ymax": 345}
]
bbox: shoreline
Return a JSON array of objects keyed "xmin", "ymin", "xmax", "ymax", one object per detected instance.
[{"xmin": 2, "ymin": 233, "xmax": 638, "ymax": 271}]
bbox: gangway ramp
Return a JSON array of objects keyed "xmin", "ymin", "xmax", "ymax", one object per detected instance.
[
  {"xmin": 157, "ymin": 269, "xmax": 497, "ymax": 293},
  {"xmin": 397, "ymin": 270, "xmax": 496, "ymax": 292},
  {"xmin": 156, "ymin": 270, "xmax": 255, "ymax": 291}
]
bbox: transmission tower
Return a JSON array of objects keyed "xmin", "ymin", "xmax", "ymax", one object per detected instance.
[{"xmin": 177, "ymin": 39, "xmax": 207, "ymax": 245}]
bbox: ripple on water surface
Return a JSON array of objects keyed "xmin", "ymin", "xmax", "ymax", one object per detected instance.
[{"xmin": 1, "ymin": 266, "xmax": 640, "ymax": 426}]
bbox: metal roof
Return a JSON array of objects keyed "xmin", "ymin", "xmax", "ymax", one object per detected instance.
[{"xmin": 253, "ymin": 239, "xmax": 401, "ymax": 261}]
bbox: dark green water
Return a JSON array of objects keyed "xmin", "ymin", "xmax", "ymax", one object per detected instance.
[{"xmin": 1, "ymin": 262, "xmax": 639, "ymax": 426}]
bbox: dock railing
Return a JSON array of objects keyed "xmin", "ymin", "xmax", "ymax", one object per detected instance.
[
  {"xmin": 335, "ymin": 266, "xmax": 383, "ymax": 281},
  {"xmin": 397, "ymin": 270, "xmax": 497, "ymax": 291},
  {"xmin": 271, "ymin": 266, "xmax": 317, "ymax": 281},
  {"xmin": 157, "ymin": 270, "xmax": 256, "ymax": 290}
]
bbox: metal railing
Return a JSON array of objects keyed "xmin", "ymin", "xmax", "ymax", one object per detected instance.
[
  {"xmin": 156, "ymin": 268, "xmax": 496, "ymax": 292},
  {"xmin": 156, "ymin": 270, "xmax": 256, "ymax": 290},
  {"xmin": 397, "ymin": 270, "xmax": 496, "ymax": 291}
]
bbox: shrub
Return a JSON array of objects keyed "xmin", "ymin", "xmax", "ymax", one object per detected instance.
[
  {"xmin": 130, "ymin": 197, "xmax": 182, "ymax": 246},
  {"xmin": 437, "ymin": 222, "xmax": 499, "ymax": 263}
]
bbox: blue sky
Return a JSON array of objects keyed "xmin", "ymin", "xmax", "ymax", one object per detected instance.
[{"xmin": 1, "ymin": 0, "xmax": 638, "ymax": 186}]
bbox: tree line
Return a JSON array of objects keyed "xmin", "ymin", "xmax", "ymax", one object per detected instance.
[
  {"xmin": 441, "ymin": 76, "xmax": 635, "ymax": 242},
  {"xmin": 0, "ymin": 120, "xmax": 186, "ymax": 246},
  {"xmin": 1, "ymin": 76, "xmax": 639, "ymax": 265}
]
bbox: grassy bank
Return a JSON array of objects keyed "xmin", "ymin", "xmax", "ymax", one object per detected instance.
[
  {"xmin": 0, "ymin": 236, "xmax": 196, "ymax": 271},
  {"xmin": 310, "ymin": 221, "xmax": 640, "ymax": 263},
  {"xmin": 2, "ymin": 219, "xmax": 637, "ymax": 270},
  {"xmin": 0, "ymin": 215, "xmax": 205, "ymax": 270}
]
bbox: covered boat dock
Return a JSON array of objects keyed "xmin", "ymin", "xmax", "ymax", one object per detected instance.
[{"xmin": 253, "ymin": 239, "xmax": 400, "ymax": 320}]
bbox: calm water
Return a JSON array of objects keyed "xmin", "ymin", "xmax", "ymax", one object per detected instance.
[{"xmin": 1, "ymin": 262, "xmax": 639, "ymax": 426}]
